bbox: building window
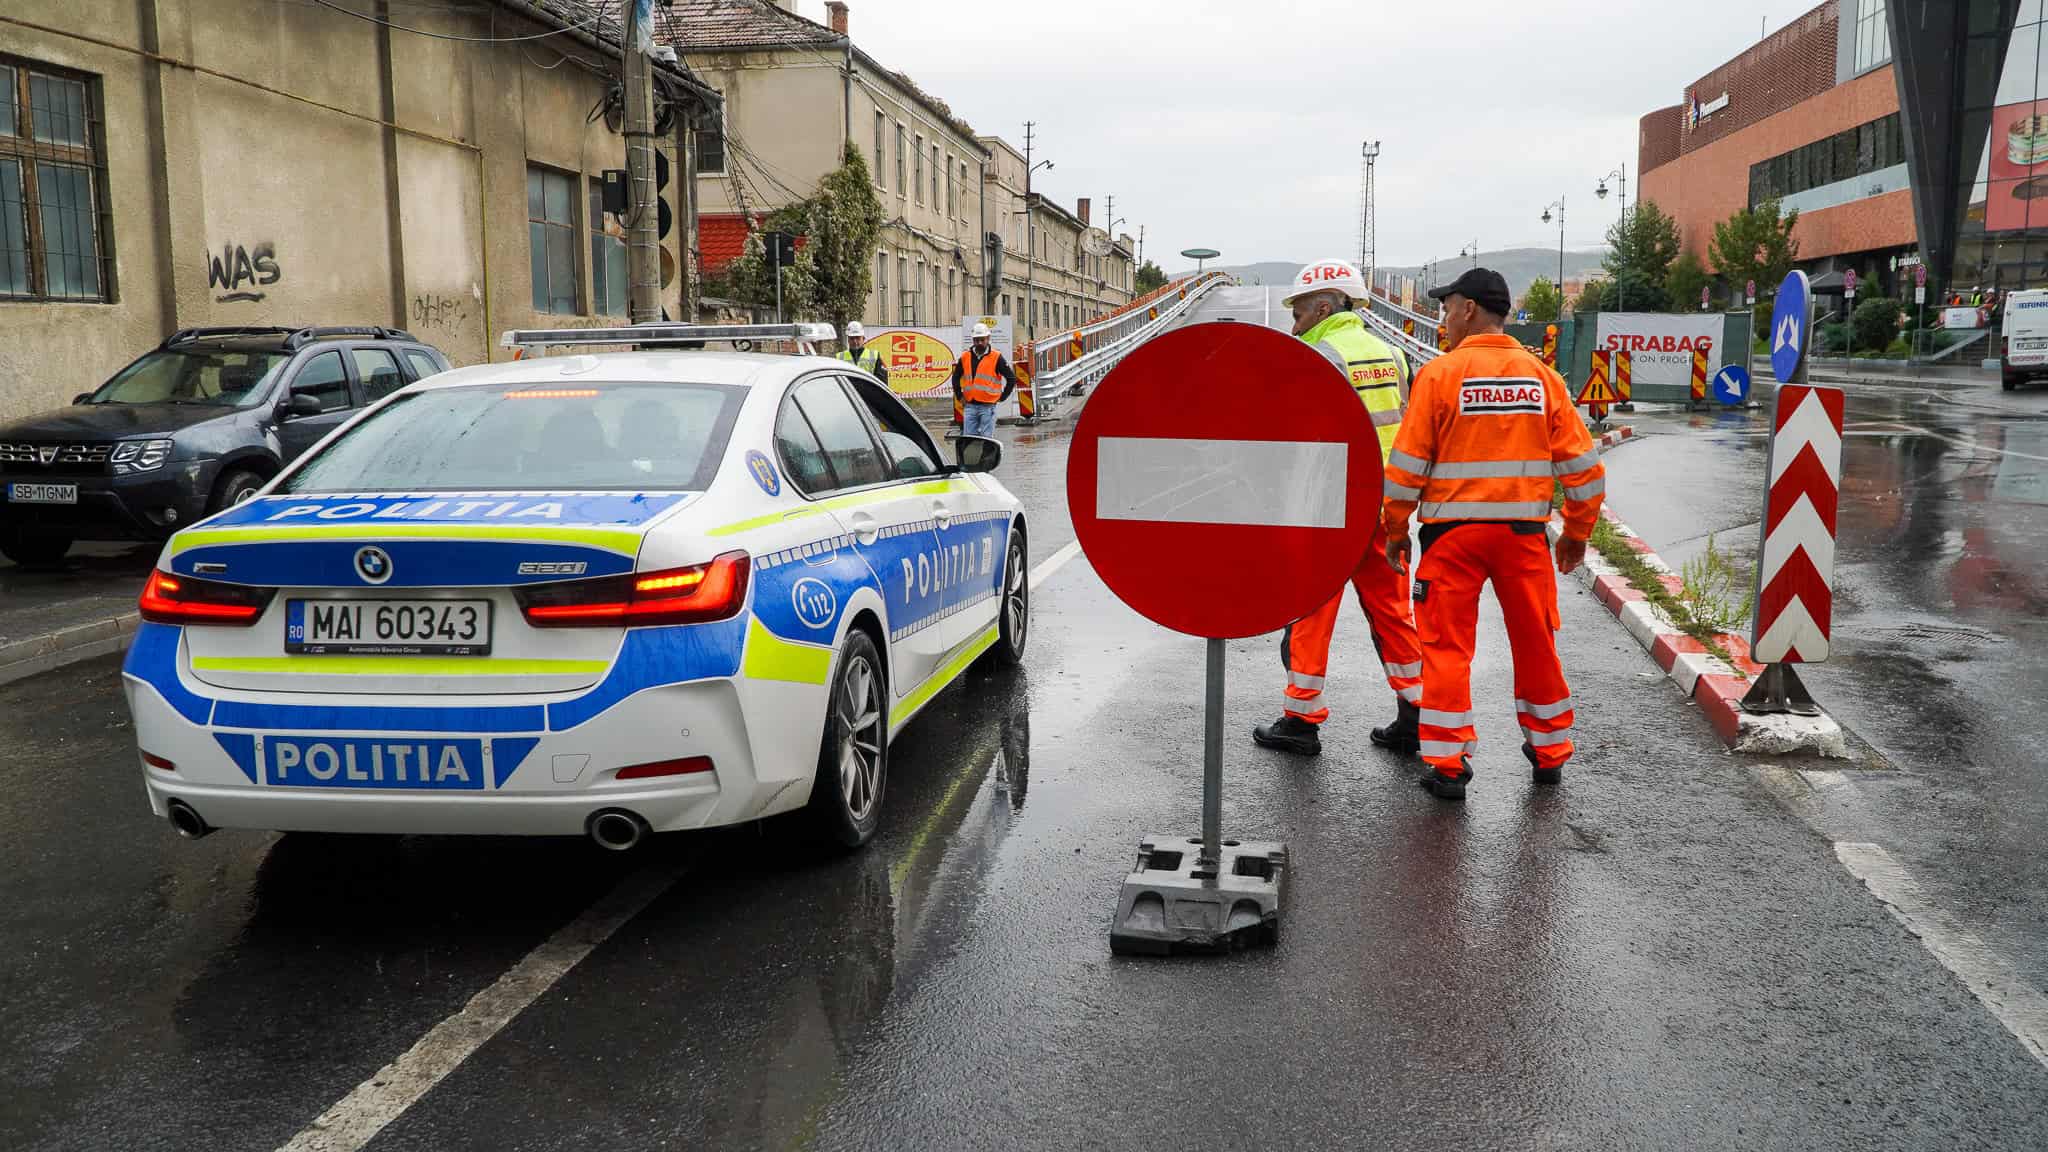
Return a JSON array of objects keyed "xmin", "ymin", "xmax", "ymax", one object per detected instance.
[
  {"xmin": 0, "ymin": 59, "xmax": 110, "ymax": 301},
  {"xmin": 1854, "ymin": 0, "xmax": 1891, "ymax": 74},
  {"xmin": 588, "ymin": 178, "xmax": 626, "ymax": 316},
  {"xmin": 945, "ymin": 153, "xmax": 955, "ymax": 217},
  {"xmin": 1000, "ymin": 293, "xmax": 1009, "ymax": 316},
  {"xmin": 930, "ymin": 143, "xmax": 939, "ymax": 209},
  {"xmin": 1747, "ymin": 111, "xmax": 1904, "ymax": 206},
  {"xmin": 930, "ymin": 264, "xmax": 940, "ymax": 323},
  {"xmin": 694, "ymin": 107, "xmax": 726, "ymax": 177},
  {"xmin": 873, "ymin": 110, "xmax": 886, "ymax": 190},
  {"xmin": 913, "ymin": 135, "xmax": 924, "ymax": 205},
  {"xmin": 527, "ymin": 165, "xmax": 579, "ymax": 315},
  {"xmin": 959, "ymin": 161, "xmax": 970, "ymax": 220},
  {"xmin": 876, "ymin": 251, "xmax": 888, "ymax": 322},
  {"xmin": 895, "ymin": 124, "xmax": 906, "ymax": 196},
  {"xmin": 897, "ymin": 255, "xmax": 909, "ymax": 321}
]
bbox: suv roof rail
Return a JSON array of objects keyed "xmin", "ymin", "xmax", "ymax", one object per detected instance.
[
  {"xmin": 163, "ymin": 325, "xmax": 295, "ymax": 346},
  {"xmin": 284, "ymin": 325, "xmax": 417, "ymax": 349},
  {"xmin": 499, "ymin": 322, "xmax": 837, "ymax": 353}
]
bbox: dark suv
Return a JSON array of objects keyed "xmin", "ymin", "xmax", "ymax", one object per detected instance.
[{"xmin": 0, "ymin": 326, "xmax": 450, "ymax": 565}]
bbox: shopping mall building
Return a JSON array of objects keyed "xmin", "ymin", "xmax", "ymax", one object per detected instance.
[{"xmin": 1640, "ymin": 0, "xmax": 2046, "ymax": 304}]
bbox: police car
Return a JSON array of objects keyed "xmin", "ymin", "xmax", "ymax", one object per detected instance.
[{"xmin": 121, "ymin": 323, "xmax": 1028, "ymax": 851}]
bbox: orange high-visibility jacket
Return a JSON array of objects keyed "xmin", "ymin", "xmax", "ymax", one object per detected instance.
[{"xmin": 1382, "ymin": 332, "xmax": 1605, "ymax": 542}]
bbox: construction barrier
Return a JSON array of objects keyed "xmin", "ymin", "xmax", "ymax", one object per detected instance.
[
  {"xmin": 1690, "ymin": 348, "xmax": 1710, "ymax": 407},
  {"xmin": 952, "ymin": 391, "xmax": 964, "ymax": 427},
  {"xmin": 1541, "ymin": 324, "xmax": 1558, "ymax": 369},
  {"xmin": 1436, "ymin": 325, "xmax": 1449, "ymax": 352},
  {"xmin": 1403, "ymin": 318, "xmax": 1415, "ymax": 338},
  {"xmin": 1615, "ymin": 347, "xmax": 1633, "ymax": 404},
  {"xmin": 1016, "ymin": 363, "xmax": 1036, "ymax": 420},
  {"xmin": 1579, "ymin": 349, "xmax": 1618, "ymax": 423}
]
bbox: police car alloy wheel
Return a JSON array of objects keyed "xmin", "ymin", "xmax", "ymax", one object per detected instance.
[
  {"xmin": 812, "ymin": 628, "xmax": 888, "ymax": 848},
  {"xmin": 995, "ymin": 532, "xmax": 1027, "ymax": 666}
]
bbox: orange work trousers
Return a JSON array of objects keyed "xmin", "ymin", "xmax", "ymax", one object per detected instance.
[
  {"xmin": 1282, "ymin": 523, "xmax": 1423, "ymax": 724},
  {"xmin": 1411, "ymin": 523, "xmax": 1575, "ymax": 777}
]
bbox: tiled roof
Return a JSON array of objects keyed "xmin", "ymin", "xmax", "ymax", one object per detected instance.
[
  {"xmin": 654, "ymin": 0, "xmax": 979, "ymax": 144},
  {"xmin": 499, "ymin": 0, "xmax": 721, "ymax": 102}
]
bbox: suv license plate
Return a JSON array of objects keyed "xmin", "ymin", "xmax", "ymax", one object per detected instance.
[
  {"xmin": 286, "ymin": 599, "xmax": 493, "ymax": 656},
  {"xmin": 7, "ymin": 483, "xmax": 77, "ymax": 504}
]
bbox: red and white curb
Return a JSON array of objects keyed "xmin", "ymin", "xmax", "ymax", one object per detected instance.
[{"xmin": 1554, "ymin": 427, "xmax": 1847, "ymax": 757}]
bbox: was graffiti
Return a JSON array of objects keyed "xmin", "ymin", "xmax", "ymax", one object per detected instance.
[{"xmin": 209, "ymin": 243, "xmax": 281, "ymax": 303}]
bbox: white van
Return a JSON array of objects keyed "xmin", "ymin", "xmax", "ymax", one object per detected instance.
[{"xmin": 2002, "ymin": 288, "xmax": 2048, "ymax": 390}]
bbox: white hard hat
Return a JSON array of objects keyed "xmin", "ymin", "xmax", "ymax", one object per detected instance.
[
  {"xmin": 845, "ymin": 321, "xmax": 864, "ymax": 338},
  {"xmin": 971, "ymin": 322, "xmax": 991, "ymax": 338},
  {"xmin": 1280, "ymin": 259, "xmax": 1366, "ymax": 306}
]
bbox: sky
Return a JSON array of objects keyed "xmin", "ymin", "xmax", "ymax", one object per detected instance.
[{"xmin": 775, "ymin": 0, "xmax": 1834, "ymax": 270}]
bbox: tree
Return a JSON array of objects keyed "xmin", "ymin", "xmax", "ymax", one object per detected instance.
[
  {"xmin": 1519, "ymin": 277, "xmax": 1563, "ymax": 323},
  {"xmin": 1134, "ymin": 260, "xmax": 1166, "ymax": 295},
  {"xmin": 803, "ymin": 145, "xmax": 887, "ymax": 335},
  {"xmin": 1666, "ymin": 250, "xmax": 1712, "ymax": 313},
  {"xmin": 1573, "ymin": 277, "xmax": 1615, "ymax": 313},
  {"xmin": 706, "ymin": 203, "xmax": 818, "ymax": 319},
  {"xmin": 1709, "ymin": 198, "xmax": 1800, "ymax": 309},
  {"xmin": 1851, "ymin": 296, "xmax": 1903, "ymax": 354},
  {"xmin": 1601, "ymin": 199, "xmax": 1680, "ymax": 312}
]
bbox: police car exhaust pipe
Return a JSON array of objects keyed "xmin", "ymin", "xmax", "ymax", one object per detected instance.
[
  {"xmin": 166, "ymin": 799, "xmax": 213, "ymax": 840},
  {"xmin": 587, "ymin": 809, "xmax": 648, "ymax": 852}
]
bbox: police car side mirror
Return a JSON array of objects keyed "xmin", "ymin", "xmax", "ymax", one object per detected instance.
[{"xmin": 955, "ymin": 436, "xmax": 1001, "ymax": 473}]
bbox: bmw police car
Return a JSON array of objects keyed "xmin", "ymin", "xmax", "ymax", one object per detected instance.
[{"xmin": 121, "ymin": 323, "xmax": 1028, "ymax": 850}]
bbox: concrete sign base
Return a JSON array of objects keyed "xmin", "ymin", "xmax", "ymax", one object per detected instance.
[{"xmin": 1109, "ymin": 834, "xmax": 1287, "ymax": 956}]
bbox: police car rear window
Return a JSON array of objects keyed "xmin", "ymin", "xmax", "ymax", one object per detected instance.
[{"xmin": 280, "ymin": 382, "xmax": 745, "ymax": 493}]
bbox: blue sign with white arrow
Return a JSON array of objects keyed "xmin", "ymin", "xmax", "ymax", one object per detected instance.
[
  {"xmin": 1770, "ymin": 270, "xmax": 1810, "ymax": 383},
  {"xmin": 1712, "ymin": 363, "xmax": 1750, "ymax": 405}
]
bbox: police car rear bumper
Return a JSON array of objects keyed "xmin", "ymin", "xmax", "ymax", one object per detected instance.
[{"xmin": 122, "ymin": 673, "xmax": 815, "ymax": 838}]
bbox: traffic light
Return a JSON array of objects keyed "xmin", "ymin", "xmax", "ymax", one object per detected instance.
[{"xmin": 655, "ymin": 148, "xmax": 672, "ymax": 240}]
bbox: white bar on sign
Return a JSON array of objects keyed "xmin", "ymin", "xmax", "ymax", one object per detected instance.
[{"xmin": 1095, "ymin": 437, "xmax": 1348, "ymax": 528}]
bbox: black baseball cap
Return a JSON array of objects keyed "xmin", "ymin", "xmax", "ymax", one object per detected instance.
[{"xmin": 1428, "ymin": 268, "xmax": 1512, "ymax": 316}]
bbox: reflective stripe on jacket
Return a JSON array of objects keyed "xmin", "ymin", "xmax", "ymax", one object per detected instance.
[
  {"xmin": 837, "ymin": 346, "xmax": 883, "ymax": 375},
  {"xmin": 957, "ymin": 349, "xmax": 1004, "ymax": 404},
  {"xmin": 1381, "ymin": 332, "xmax": 1605, "ymax": 541},
  {"xmin": 1300, "ymin": 311, "xmax": 1406, "ymax": 463}
]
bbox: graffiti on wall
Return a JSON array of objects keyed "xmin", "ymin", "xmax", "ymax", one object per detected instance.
[
  {"xmin": 209, "ymin": 243, "xmax": 281, "ymax": 303},
  {"xmin": 410, "ymin": 292, "xmax": 472, "ymax": 332}
]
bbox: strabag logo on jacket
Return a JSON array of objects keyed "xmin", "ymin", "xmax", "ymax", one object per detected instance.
[{"xmin": 1458, "ymin": 378, "xmax": 1545, "ymax": 415}]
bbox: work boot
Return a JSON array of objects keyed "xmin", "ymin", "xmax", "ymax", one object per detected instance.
[
  {"xmin": 1368, "ymin": 699, "xmax": 1421, "ymax": 755},
  {"xmin": 1419, "ymin": 758, "xmax": 1472, "ymax": 801},
  {"xmin": 1524, "ymin": 743, "xmax": 1562, "ymax": 788},
  {"xmin": 1252, "ymin": 715, "xmax": 1321, "ymax": 756}
]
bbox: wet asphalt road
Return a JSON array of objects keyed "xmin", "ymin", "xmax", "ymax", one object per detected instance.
[
  {"xmin": 1602, "ymin": 372, "xmax": 2048, "ymax": 998},
  {"xmin": 7, "ymin": 333, "xmax": 2048, "ymax": 1148}
]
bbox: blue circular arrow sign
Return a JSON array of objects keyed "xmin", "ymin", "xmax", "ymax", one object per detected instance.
[
  {"xmin": 1712, "ymin": 363, "xmax": 1750, "ymax": 405},
  {"xmin": 1770, "ymin": 270, "xmax": 1810, "ymax": 382}
]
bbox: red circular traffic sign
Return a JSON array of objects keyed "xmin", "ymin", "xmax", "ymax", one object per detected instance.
[{"xmin": 1066, "ymin": 322, "xmax": 1381, "ymax": 639}]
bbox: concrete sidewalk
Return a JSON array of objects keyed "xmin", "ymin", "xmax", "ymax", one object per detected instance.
[{"xmin": 0, "ymin": 544, "xmax": 154, "ymax": 685}]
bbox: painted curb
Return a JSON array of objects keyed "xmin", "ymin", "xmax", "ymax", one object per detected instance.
[
  {"xmin": 1553, "ymin": 427, "xmax": 1846, "ymax": 758},
  {"xmin": 0, "ymin": 610, "xmax": 141, "ymax": 687}
]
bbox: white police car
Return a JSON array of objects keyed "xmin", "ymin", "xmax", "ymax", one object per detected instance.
[{"xmin": 122, "ymin": 324, "xmax": 1028, "ymax": 850}]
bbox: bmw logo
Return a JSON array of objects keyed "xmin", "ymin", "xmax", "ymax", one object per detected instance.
[{"xmin": 354, "ymin": 545, "xmax": 393, "ymax": 585}]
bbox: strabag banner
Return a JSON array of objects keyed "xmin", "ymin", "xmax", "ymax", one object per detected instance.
[
  {"xmin": 1593, "ymin": 313, "xmax": 1722, "ymax": 393},
  {"xmin": 871, "ymin": 316, "xmax": 1015, "ymax": 398}
]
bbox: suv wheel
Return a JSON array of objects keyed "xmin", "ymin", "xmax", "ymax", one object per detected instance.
[
  {"xmin": 0, "ymin": 529, "xmax": 73, "ymax": 568},
  {"xmin": 210, "ymin": 469, "xmax": 267, "ymax": 511}
]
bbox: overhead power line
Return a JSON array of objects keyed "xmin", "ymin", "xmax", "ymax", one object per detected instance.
[{"xmin": 306, "ymin": 0, "xmax": 604, "ymax": 43}]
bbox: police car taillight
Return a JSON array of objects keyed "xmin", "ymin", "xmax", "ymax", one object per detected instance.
[
  {"xmin": 516, "ymin": 551, "xmax": 750, "ymax": 628},
  {"xmin": 139, "ymin": 569, "xmax": 274, "ymax": 626}
]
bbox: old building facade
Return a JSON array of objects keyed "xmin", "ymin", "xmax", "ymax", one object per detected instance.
[{"xmin": 0, "ymin": 0, "xmax": 716, "ymax": 419}]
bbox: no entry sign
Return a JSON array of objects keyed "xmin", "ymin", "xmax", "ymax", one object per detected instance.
[{"xmin": 1067, "ymin": 323, "xmax": 1381, "ymax": 639}]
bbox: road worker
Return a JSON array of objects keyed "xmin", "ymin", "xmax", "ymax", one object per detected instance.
[
  {"xmin": 948, "ymin": 322, "xmax": 1017, "ymax": 442},
  {"xmin": 836, "ymin": 321, "xmax": 889, "ymax": 385},
  {"xmin": 1382, "ymin": 267, "xmax": 1604, "ymax": 801},
  {"xmin": 1251, "ymin": 259, "xmax": 1426, "ymax": 759}
]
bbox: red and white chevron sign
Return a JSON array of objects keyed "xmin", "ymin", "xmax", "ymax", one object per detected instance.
[{"xmin": 1751, "ymin": 383, "xmax": 1844, "ymax": 663}]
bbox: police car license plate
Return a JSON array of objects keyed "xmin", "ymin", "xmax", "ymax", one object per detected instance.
[
  {"xmin": 286, "ymin": 598, "xmax": 492, "ymax": 656},
  {"xmin": 6, "ymin": 482, "xmax": 76, "ymax": 504}
]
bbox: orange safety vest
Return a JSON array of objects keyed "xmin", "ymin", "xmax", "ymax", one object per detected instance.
[
  {"xmin": 957, "ymin": 348, "xmax": 1004, "ymax": 404},
  {"xmin": 1382, "ymin": 332, "xmax": 1606, "ymax": 542}
]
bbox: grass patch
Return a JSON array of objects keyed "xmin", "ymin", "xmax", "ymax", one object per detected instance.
[
  {"xmin": 1587, "ymin": 516, "xmax": 1751, "ymax": 679},
  {"xmin": 1678, "ymin": 533, "xmax": 1754, "ymax": 633}
]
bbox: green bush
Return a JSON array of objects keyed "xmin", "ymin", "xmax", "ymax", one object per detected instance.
[
  {"xmin": 1851, "ymin": 296, "xmax": 1904, "ymax": 353},
  {"xmin": 1818, "ymin": 322, "xmax": 1849, "ymax": 354},
  {"xmin": 1884, "ymin": 336, "xmax": 1911, "ymax": 358}
]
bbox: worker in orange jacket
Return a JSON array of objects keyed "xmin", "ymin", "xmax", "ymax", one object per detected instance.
[{"xmin": 1382, "ymin": 268, "xmax": 1605, "ymax": 800}]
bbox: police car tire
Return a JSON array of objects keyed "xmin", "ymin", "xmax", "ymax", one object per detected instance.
[
  {"xmin": 810, "ymin": 628, "xmax": 888, "ymax": 849},
  {"xmin": 985, "ymin": 531, "xmax": 1028, "ymax": 669}
]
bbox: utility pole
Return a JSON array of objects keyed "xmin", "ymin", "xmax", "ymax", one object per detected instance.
[
  {"xmin": 1359, "ymin": 141, "xmax": 1378, "ymax": 292},
  {"xmin": 1023, "ymin": 120, "xmax": 1036, "ymax": 341},
  {"xmin": 622, "ymin": 0, "xmax": 660, "ymax": 324}
]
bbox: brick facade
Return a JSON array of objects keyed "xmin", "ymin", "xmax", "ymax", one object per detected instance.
[
  {"xmin": 1679, "ymin": 2, "xmax": 1840, "ymax": 155},
  {"xmin": 1639, "ymin": 105, "xmax": 1682, "ymax": 174}
]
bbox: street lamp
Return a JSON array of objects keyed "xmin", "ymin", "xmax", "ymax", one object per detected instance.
[
  {"xmin": 1459, "ymin": 239, "xmax": 1480, "ymax": 268},
  {"xmin": 1540, "ymin": 198, "xmax": 1565, "ymax": 309},
  {"xmin": 1597, "ymin": 165, "xmax": 1628, "ymax": 311},
  {"xmin": 1023, "ymin": 155, "xmax": 1053, "ymax": 339}
]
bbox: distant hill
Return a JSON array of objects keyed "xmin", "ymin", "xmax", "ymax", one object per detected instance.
[{"xmin": 1180, "ymin": 250, "xmax": 1609, "ymax": 305}]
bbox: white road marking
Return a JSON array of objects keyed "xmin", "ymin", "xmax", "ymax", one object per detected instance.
[
  {"xmin": 1029, "ymin": 540, "xmax": 1081, "ymax": 591},
  {"xmin": 277, "ymin": 864, "xmax": 680, "ymax": 1152},
  {"xmin": 1834, "ymin": 842, "xmax": 2048, "ymax": 1071}
]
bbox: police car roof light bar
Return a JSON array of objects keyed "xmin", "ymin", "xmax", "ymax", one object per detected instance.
[{"xmin": 498, "ymin": 323, "xmax": 838, "ymax": 350}]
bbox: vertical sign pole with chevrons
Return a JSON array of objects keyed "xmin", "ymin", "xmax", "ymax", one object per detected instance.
[{"xmin": 1745, "ymin": 270, "xmax": 1837, "ymax": 716}]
